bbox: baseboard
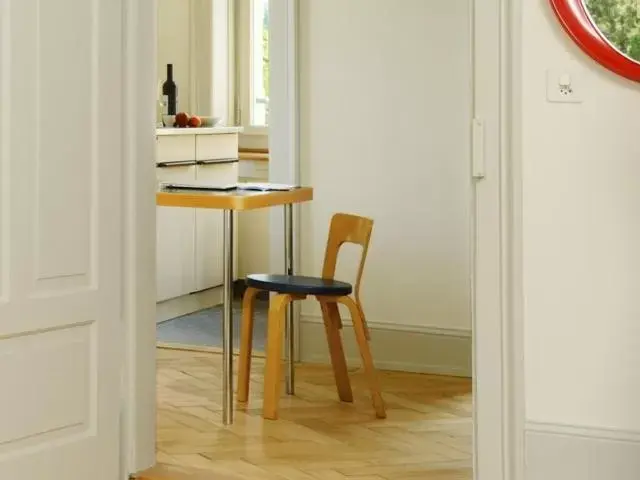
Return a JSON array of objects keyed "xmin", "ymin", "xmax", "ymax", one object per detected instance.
[
  {"xmin": 299, "ymin": 315, "xmax": 472, "ymax": 377},
  {"xmin": 156, "ymin": 288, "xmax": 224, "ymax": 324},
  {"xmin": 525, "ymin": 421, "xmax": 640, "ymax": 480},
  {"xmin": 156, "ymin": 342, "xmax": 265, "ymax": 358},
  {"xmin": 156, "ymin": 279, "xmax": 272, "ymax": 324}
]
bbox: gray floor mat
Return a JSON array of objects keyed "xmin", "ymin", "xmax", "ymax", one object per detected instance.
[{"xmin": 156, "ymin": 299, "xmax": 269, "ymax": 351}]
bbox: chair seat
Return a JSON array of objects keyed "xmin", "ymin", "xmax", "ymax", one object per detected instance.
[{"xmin": 246, "ymin": 274, "xmax": 353, "ymax": 296}]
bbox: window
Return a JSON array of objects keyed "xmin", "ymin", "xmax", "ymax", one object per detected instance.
[
  {"xmin": 236, "ymin": 0, "xmax": 270, "ymax": 131},
  {"xmin": 584, "ymin": 0, "xmax": 640, "ymax": 61}
]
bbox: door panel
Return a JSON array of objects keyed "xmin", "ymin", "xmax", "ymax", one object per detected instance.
[
  {"xmin": 0, "ymin": 0, "xmax": 123, "ymax": 478},
  {"xmin": 35, "ymin": 0, "xmax": 94, "ymax": 287},
  {"xmin": 0, "ymin": 325, "xmax": 91, "ymax": 447}
]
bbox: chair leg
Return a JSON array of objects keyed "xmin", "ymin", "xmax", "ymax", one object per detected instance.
[
  {"xmin": 237, "ymin": 287, "xmax": 259, "ymax": 403},
  {"xmin": 319, "ymin": 299, "xmax": 353, "ymax": 403},
  {"xmin": 263, "ymin": 293, "xmax": 292, "ymax": 420},
  {"xmin": 338, "ymin": 296, "xmax": 386, "ymax": 419}
]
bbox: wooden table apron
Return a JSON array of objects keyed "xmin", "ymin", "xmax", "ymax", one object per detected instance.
[{"xmin": 156, "ymin": 187, "xmax": 313, "ymax": 425}]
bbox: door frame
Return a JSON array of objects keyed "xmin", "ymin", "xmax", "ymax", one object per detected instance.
[
  {"xmin": 122, "ymin": 0, "xmax": 525, "ymax": 479},
  {"xmin": 267, "ymin": 0, "xmax": 302, "ymax": 360},
  {"xmin": 121, "ymin": 0, "xmax": 158, "ymax": 474},
  {"xmin": 470, "ymin": 0, "xmax": 525, "ymax": 478}
]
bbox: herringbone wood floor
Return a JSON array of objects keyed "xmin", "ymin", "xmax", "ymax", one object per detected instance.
[{"xmin": 138, "ymin": 347, "xmax": 472, "ymax": 480}]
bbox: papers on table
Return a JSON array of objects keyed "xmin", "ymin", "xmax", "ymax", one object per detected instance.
[
  {"xmin": 237, "ymin": 182, "xmax": 297, "ymax": 191},
  {"xmin": 160, "ymin": 180, "xmax": 237, "ymax": 191},
  {"xmin": 160, "ymin": 181, "xmax": 298, "ymax": 192}
]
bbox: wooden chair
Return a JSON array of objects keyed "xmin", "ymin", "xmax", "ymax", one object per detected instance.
[{"xmin": 237, "ymin": 213, "xmax": 386, "ymax": 420}]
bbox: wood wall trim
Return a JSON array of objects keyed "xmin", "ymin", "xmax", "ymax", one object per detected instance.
[
  {"xmin": 239, "ymin": 147, "xmax": 269, "ymax": 161},
  {"xmin": 239, "ymin": 147, "xmax": 269, "ymax": 154},
  {"xmin": 239, "ymin": 152, "xmax": 269, "ymax": 161}
]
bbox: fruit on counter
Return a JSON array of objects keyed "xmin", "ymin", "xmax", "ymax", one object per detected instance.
[
  {"xmin": 188, "ymin": 115, "xmax": 202, "ymax": 128},
  {"xmin": 175, "ymin": 112, "xmax": 189, "ymax": 127}
]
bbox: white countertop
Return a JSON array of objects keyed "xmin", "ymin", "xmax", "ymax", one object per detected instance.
[{"xmin": 156, "ymin": 126, "xmax": 244, "ymax": 136}]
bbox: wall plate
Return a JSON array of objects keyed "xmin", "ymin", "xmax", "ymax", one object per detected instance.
[{"xmin": 546, "ymin": 68, "xmax": 583, "ymax": 103}]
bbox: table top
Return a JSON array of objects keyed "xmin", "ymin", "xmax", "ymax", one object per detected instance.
[{"xmin": 156, "ymin": 186, "xmax": 313, "ymax": 211}]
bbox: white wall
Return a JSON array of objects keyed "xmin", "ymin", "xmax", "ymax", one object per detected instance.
[
  {"xmin": 157, "ymin": 0, "xmax": 218, "ymax": 121},
  {"xmin": 157, "ymin": 0, "xmax": 263, "ymax": 146},
  {"xmin": 520, "ymin": 0, "xmax": 640, "ymax": 476},
  {"xmin": 298, "ymin": 0, "xmax": 472, "ymax": 332},
  {"xmin": 157, "ymin": 0, "xmax": 193, "ymax": 117}
]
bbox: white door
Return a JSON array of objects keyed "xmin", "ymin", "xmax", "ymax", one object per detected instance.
[{"xmin": 0, "ymin": 1, "xmax": 124, "ymax": 479}]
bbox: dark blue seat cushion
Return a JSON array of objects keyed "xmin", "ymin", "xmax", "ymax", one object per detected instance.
[{"xmin": 246, "ymin": 274, "xmax": 352, "ymax": 296}]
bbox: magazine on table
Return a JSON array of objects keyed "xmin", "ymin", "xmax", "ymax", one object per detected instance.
[{"xmin": 160, "ymin": 181, "xmax": 298, "ymax": 192}]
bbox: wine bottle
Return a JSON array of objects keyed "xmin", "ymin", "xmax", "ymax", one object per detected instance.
[{"xmin": 162, "ymin": 64, "xmax": 178, "ymax": 116}]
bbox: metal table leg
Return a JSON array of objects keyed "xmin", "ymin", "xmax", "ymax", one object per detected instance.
[
  {"xmin": 222, "ymin": 209, "xmax": 234, "ymax": 424},
  {"xmin": 284, "ymin": 204, "xmax": 295, "ymax": 395}
]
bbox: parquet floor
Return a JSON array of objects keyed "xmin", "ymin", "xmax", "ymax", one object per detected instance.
[{"xmin": 139, "ymin": 347, "xmax": 473, "ymax": 480}]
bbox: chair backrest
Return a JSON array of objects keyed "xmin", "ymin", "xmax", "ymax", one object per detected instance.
[{"xmin": 322, "ymin": 213, "xmax": 374, "ymax": 301}]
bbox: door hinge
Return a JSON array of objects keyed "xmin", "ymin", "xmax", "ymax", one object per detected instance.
[{"xmin": 472, "ymin": 117, "xmax": 485, "ymax": 180}]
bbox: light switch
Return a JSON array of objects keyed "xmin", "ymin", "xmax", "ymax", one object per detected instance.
[{"xmin": 546, "ymin": 68, "xmax": 583, "ymax": 103}]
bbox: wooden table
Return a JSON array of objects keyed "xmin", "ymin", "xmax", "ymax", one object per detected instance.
[{"xmin": 156, "ymin": 186, "xmax": 313, "ymax": 425}]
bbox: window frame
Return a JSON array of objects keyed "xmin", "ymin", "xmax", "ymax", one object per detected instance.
[
  {"xmin": 235, "ymin": 0, "xmax": 270, "ymax": 134},
  {"xmin": 550, "ymin": 0, "xmax": 640, "ymax": 82}
]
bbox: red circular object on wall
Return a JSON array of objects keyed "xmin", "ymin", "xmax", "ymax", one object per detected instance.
[{"xmin": 550, "ymin": 0, "xmax": 640, "ymax": 81}]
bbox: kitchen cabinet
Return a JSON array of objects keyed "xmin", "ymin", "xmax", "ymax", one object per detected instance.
[
  {"xmin": 194, "ymin": 161, "xmax": 239, "ymax": 291},
  {"xmin": 155, "ymin": 163, "xmax": 196, "ymax": 302},
  {"xmin": 196, "ymin": 134, "xmax": 238, "ymax": 161},
  {"xmin": 155, "ymin": 127, "xmax": 241, "ymax": 305},
  {"xmin": 237, "ymin": 158, "xmax": 270, "ymax": 277},
  {"xmin": 156, "ymin": 134, "xmax": 195, "ymax": 163}
]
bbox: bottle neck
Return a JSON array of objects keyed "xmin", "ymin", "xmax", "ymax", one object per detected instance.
[{"xmin": 166, "ymin": 64, "xmax": 173, "ymax": 82}]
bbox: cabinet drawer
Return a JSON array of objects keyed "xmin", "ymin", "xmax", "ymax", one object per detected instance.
[
  {"xmin": 156, "ymin": 135, "xmax": 196, "ymax": 164},
  {"xmin": 195, "ymin": 134, "xmax": 239, "ymax": 161},
  {"xmin": 194, "ymin": 161, "xmax": 239, "ymax": 291},
  {"xmin": 195, "ymin": 161, "xmax": 239, "ymax": 184},
  {"xmin": 155, "ymin": 164, "xmax": 197, "ymax": 302}
]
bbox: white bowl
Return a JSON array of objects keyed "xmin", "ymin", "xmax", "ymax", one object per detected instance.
[
  {"xmin": 200, "ymin": 116, "xmax": 221, "ymax": 127},
  {"xmin": 162, "ymin": 115, "xmax": 176, "ymax": 127}
]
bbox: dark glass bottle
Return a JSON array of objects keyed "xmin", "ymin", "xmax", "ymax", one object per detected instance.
[{"xmin": 162, "ymin": 64, "xmax": 177, "ymax": 115}]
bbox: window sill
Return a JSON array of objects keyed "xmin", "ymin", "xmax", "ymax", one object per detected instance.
[{"xmin": 240, "ymin": 125, "xmax": 269, "ymax": 136}]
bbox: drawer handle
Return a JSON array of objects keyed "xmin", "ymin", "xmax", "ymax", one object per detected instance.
[
  {"xmin": 156, "ymin": 160, "xmax": 197, "ymax": 167},
  {"xmin": 197, "ymin": 158, "xmax": 239, "ymax": 165}
]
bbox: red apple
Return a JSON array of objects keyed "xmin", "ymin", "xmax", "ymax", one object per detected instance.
[
  {"xmin": 175, "ymin": 112, "xmax": 189, "ymax": 128},
  {"xmin": 188, "ymin": 115, "xmax": 202, "ymax": 128}
]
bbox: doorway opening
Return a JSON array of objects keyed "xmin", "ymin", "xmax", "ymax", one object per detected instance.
[
  {"xmin": 155, "ymin": 0, "xmax": 271, "ymax": 354},
  {"xmin": 127, "ymin": 0, "xmax": 515, "ymax": 478}
]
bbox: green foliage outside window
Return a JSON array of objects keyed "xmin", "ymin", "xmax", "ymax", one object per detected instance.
[
  {"xmin": 585, "ymin": 0, "xmax": 640, "ymax": 61},
  {"xmin": 262, "ymin": 3, "xmax": 270, "ymax": 99}
]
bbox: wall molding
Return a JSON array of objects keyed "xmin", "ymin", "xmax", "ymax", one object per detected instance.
[
  {"xmin": 301, "ymin": 313, "xmax": 472, "ymax": 338},
  {"xmin": 526, "ymin": 422, "xmax": 640, "ymax": 479},
  {"xmin": 527, "ymin": 421, "xmax": 640, "ymax": 443},
  {"xmin": 300, "ymin": 314, "xmax": 472, "ymax": 377}
]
